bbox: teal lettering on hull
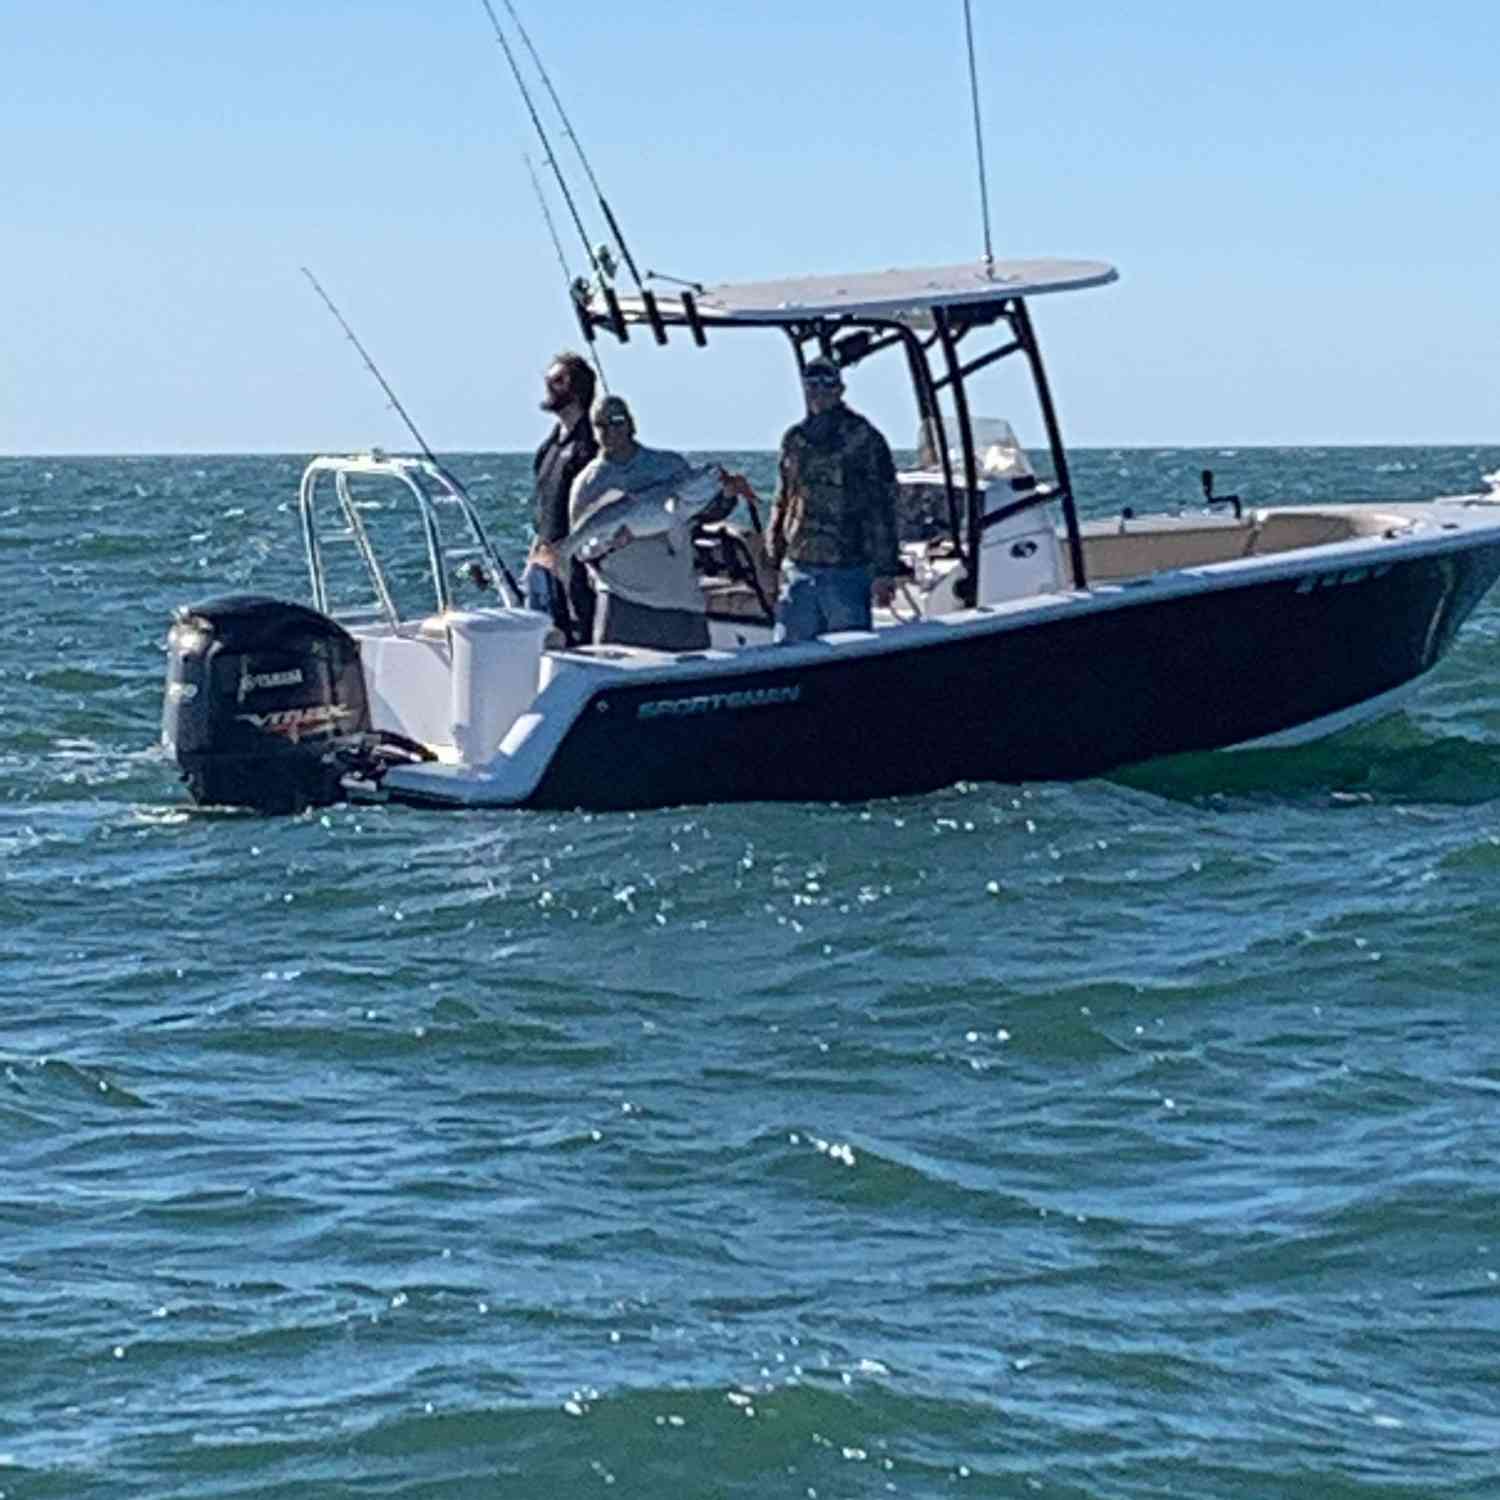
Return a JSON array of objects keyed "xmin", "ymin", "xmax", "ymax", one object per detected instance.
[{"xmin": 636, "ymin": 686, "xmax": 803, "ymax": 720}]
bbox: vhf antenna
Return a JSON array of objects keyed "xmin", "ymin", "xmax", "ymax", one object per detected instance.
[
  {"xmin": 495, "ymin": 0, "xmax": 670, "ymax": 345},
  {"xmin": 300, "ymin": 267, "xmax": 523, "ymax": 606},
  {"xmin": 478, "ymin": 0, "xmax": 630, "ymax": 344},
  {"xmin": 962, "ymin": 0, "xmax": 996, "ymax": 276}
]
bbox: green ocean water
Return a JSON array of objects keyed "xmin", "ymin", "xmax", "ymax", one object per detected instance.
[{"xmin": 3, "ymin": 445, "xmax": 1500, "ymax": 1499}]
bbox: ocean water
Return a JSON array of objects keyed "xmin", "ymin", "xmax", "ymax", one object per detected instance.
[{"xmin": 3, "ymin": 445, "xmax": 1500, "ymax": 1500}]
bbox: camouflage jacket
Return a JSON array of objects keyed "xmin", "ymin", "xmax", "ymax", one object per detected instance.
[{"xmin": 768, "ymin": 405, "xmax": 900, "ymax": 573}]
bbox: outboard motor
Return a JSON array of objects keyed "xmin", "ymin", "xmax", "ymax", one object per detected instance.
[{"xmin": 162, "ymin": 594, "xmax": 371, "ymax": 813}]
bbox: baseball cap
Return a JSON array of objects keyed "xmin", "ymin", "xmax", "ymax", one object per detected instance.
[
  {"xmin": 802, "ymin": 356, "xmax": 843, "ymax": 385},
  {"xmin": 591, "ymin": 393, "xmax": 634, "ymax": 427}
]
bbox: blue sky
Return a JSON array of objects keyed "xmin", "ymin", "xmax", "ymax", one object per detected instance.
[{"xmin": 3, "ymin": 0, "xmax": 1496, "ymax": 454}]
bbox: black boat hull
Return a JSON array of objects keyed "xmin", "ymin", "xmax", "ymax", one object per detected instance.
[{"xmin": 522, "ymin": 540, "xmax": 1500, "ymax": 810}]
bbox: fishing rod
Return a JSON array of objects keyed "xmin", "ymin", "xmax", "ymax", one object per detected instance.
[
  {"xmin": 300, "ymin": 267, "xmax": 524, "ymax": 607},
  {"xmin": 523, "ymin": 152, "xmax": 608, "ymax": 391},
  {"xmin": 496, "ymin": 0, "xmax": 670, "ymax": 345},
  {"xmin": 477, "ymin": 0, "xmax": 629, "ymax": 343}
]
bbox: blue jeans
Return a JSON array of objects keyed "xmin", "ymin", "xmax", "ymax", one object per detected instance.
[{"xmin": 774, "ymin": 563, "xmax": 872, "ymax": 644}]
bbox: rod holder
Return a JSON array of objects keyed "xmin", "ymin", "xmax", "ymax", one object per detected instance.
[
  {"xmin": 570, "ymin": 289, "xmax": 597, "ymax": 345},
  {"xmin": 642, "ymin": 289, "xmax": 668, "ymax": 346},
  {"xmin": 682, "ymin": 291, "xmax": 707, "ymax": 348},
  {"xmin": 603, "ymin": 285, "xmax": 629, "ymax": 342}
]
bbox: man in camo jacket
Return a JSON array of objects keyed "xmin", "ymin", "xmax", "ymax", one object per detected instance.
[{"xmin": 767, "ymin": 354, "xmax": 899, "ymax": 643}]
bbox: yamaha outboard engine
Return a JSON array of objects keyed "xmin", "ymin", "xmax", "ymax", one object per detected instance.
[{"xmin": 162, "ymin": 594, "xmax": 371, "ymax": 813}]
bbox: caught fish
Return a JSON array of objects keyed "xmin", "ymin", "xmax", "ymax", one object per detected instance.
[{"xmin": 561, "ymin": 466, "xmax": 726, "ymax": 564}]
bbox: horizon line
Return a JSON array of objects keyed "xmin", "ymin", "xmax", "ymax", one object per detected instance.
[{"xmin": 4, "ymin": 440, "xmax": 1499, "ymax": 462}]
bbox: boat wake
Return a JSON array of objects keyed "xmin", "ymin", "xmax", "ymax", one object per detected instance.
[{"xmin": 1114, "ymin": 719, "xmax": 1500, "ymax": 805}]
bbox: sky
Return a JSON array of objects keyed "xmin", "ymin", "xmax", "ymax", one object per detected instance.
[{"xmin": 2, "ymin": 0, "xmax": 1497, "ymax": 454}]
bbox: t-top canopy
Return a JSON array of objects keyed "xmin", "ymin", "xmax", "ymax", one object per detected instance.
[{"xmin": 626, "ymin": 258, "xmax": 1117, "ymax": 325}]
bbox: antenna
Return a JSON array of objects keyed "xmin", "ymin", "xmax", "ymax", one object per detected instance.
[{"xmin": 962, "ymin": 0, "xmax": 995, "ymax": 275}]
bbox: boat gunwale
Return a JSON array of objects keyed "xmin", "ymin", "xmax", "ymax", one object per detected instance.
[{"xmin": 530, "ymin": 499, "xmax": 1500, "ymax": 689}]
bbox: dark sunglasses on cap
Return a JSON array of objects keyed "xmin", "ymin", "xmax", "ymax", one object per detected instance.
[{"xmin": 802, "ymin": 367, "xmax": 842, "ymax": 386}]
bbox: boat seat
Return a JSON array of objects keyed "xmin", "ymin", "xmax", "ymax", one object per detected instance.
[{"xmin": 1075, "ymin": 509, "xmax": 1417, "ymax": 583}]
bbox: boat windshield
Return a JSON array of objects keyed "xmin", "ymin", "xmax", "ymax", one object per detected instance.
[{"xmin": 915, "ymin": 417, "xmax": 1034, "ymax": 482}]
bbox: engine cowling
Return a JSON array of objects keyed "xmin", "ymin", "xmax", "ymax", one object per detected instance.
[{"xmin": 162, "ymin": 594, "xmax": 371, "ymax": 813}]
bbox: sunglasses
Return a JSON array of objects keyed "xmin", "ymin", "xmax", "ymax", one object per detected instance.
[{"xmin": 803, "ymin": 370, "xmax": 842, "ymax": 387}]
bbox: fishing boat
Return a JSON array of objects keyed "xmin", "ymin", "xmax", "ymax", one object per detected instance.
[
  {"xmin": 160, "ymin": 254, "xmax": 1500, "ymax": 813},
  {"xmin": 159, "ymin": 0, "xmax": 1500, "ymax": 813}
]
